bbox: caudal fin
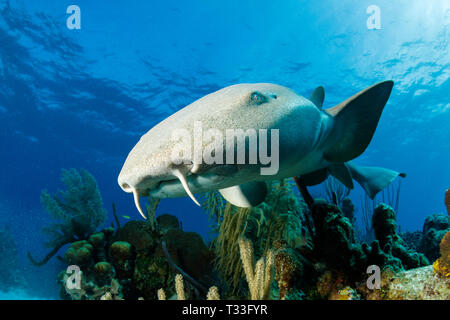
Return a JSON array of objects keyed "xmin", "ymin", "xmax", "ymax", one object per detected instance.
[
  {"xmin": 347, "ymin": 162, "xmax": 405, "ymax": 199},
  {"xmin": 323, "ymin": 81, "xmax": 394, "ymax": 163}
]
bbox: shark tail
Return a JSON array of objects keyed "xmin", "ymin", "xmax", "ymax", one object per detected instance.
[{"xmin": 347, "ymin": 162, "xmax": 406, "ymax": 199}]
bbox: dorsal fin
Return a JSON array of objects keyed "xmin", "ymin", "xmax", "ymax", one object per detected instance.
[
  {"xmin": 323, "ymin": 81, "xmax": 394, "ymax": 163},
  {"xmin": 309, "ymin": 86, "xmax": 325, "ymax": 108}
]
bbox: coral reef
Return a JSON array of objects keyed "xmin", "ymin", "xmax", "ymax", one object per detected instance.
[
  {"xmin": 212, "ymin": 204, "xmax": 251, "ymax": 294},
  {"xmin": 59, "ymin": 214, "xmax": 214, "ymax": 300},
  {"xmin": 341, "ymin": 198, "xmax": 356, "ymax": 226},
  {"xmin": 371, "ymin": 204, "xmax": 429, "ymax": 269},
  {"xmin": 157, "ymin": 275, "xmax": 221, "ymax": 300},
  {"xmin": 59, "ymin": 227, "xmax": 127, "ymax": 300},
  {"xmin": 61, "ymin": 269, "xmax": 123, "ymax": 300},
  {"xmin": 114, "ymin": 220, "xmax": 155, "ymax": 252},
  {"xmin": 273, "ymin": 240, "xmax": 304, "ymax": 300},
  {"xmin": 109, "ymin": 241, "xmax": 134, "ymax": 278},
  {"xmin": 363, "ymin": 266, "xmax": 449, "ymax": 300},
  {"xmin": 208, "ymin": 179, "xmax": 310, "ymax": 296},
  {"xmin": 419, "ymin": 213, "xmax": 450, "ymax": 261},
  {"xmin": 400, "ymin": 230, "xmax": 422, "ymax": 252},
  {"xmin": 433, "ymin": 231, "xmax": 450, "ymax": 278},
  {"xmin": 93, "ymin": 262, "xmax": 114, "ymax": 286},
  {"xmin": 305, "ymin": 201, "xmax": 429, "ymax": 299},
  {"xmin": 64, "ymin": 240, "xmax": 94, "ymax": 267},
  {"xmin": 206, "ymin": 286, "xmax": 221, "ymax": 300},
  {"xmin": 28, "ymin": 168, "xmax": 106, "ymax": 266},
  {"xmin": 53, "ymin": 179, "xmax": 450, "ymax": 300},
  {"xmin": 175, "ymin": 274, "xmax": 186, "ymax": 300},
  {"xmin": 315, "ymin": 271, "xmax": 360, "ymax": 300},
  {"xmin": 162, "ymin": 229, "xmax": 214, "ymax": 282},
  {"xmin": 309, "ymin": 200, "xmax": 366, "ymax": 277},
  {"xmin": 238, "ymin": 237, "xmax": 274, "ymax": 300}
]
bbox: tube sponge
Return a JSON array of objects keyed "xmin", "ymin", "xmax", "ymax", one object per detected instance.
[
  {"xmin": 175, "ymin": 274, "xmax": 186, "ymax": 300},
  {"xmin": 238, "ymin": 237, "xmax": 274, "ymax": 300},
  {"xmin": 206, "ymin": 286, "xmax": 220, "ymax": 300}
]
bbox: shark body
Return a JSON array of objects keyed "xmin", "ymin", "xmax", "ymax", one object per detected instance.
[{"xmin": 118, "ymin": 81, "xmax": 403, "ymax": 218}]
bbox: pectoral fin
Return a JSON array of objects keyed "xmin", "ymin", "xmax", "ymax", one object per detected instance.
[
  {"xmin": 323, "ymin": 81, "xmax": 394, "ymax": 162},
  {"xmin": 301, "ymin": 168, "xmax": 329, "ymax": 186},
  {"xmin": 347, "ymin": 162, "xmax": 405, "ymax": 199},
  {"xmin": 298, "ymin": 163, "xmax": 354, "ymax": 189},
  {"xmin": 328, "ymin": 163, "xmax": 354, "ymax": 189},
  {"xmin": 219, "ymin": 181, "xmax": 268, "ymax": 208}
]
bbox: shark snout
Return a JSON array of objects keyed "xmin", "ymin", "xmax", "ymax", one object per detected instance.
[
  {"xmin": 117, "ymin": 169, "xmax": 161, "ymax": 219},
  {"xmin": 118, "ymin": 179, "xmax": 133, "ymax": 193},
  {"xmin": 117, "ymin": 172, "xmax": 146, "ymax": 193}
]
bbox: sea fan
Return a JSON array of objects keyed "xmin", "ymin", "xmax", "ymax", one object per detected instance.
[{"xmin": 28, "ymin": 168, "xmax": 106, "ymax": 266}]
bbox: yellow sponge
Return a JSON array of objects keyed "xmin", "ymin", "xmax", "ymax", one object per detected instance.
[{"xmin": 433, "ymin": 231, "xmax": 450, "ymax": 278}]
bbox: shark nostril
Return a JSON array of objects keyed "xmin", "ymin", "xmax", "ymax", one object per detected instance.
[{"xmin": 121, "ymin": 183, "xmax": 131, "ymax": 191}]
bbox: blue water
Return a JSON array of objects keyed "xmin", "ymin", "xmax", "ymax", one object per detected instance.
[{"xmin": 0, "ymin": 0, "xmax": 448, "ymax": 299}]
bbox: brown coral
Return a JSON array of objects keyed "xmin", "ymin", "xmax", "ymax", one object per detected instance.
[
  {"xmin": 94, "ymin": 261, "xmax": 113, "ymax": 276},
  {"xmin": 330, "ymin": 286, "xmax": 360, "ymax": 300},
  {"xmin": 316, "ymin": 271, "xmax": 353, "ymax": 300},
  {"xmin": 274, "ymin": 250, "xmax": 295, "ymax": 300},
  {"xmin": 88, "ymin": 231, "xmax": 107, "ymax": 261},
  {"xmin": 89, "ymin": 232, "xmax": 105, "ymax": 248},
  {"xmin": 109, "ymin": 241, "xmax": 132, "ymax": 262},
  {"xmin": 64, "ymin": 240, "xmax": 94, "ymax": 267},
  {"xmin": 93, "ymin": 261, "xmax": 114, "ymax": 285},
  {"xmin": 115, "ymin": 221, "xmax": 154, "ymax": 252},
  {"xmin": 273, "ymin": 240, "xmax": 300, "ymax": 300},
  {"xmin": 433, "ymin": 231, "xmax": 450, "ymax": 278},
  {"xmin": 162, "ymin": 229, "xmax": 214, "ymax": 281}
]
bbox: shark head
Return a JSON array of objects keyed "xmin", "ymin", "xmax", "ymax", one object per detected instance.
[{"xmin": 118, "ymin": 83, "xmax": 322, "ymax": 217}]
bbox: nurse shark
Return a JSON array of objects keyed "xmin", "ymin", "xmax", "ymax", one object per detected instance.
[{"xmin": 118, "ymin": 81, "xmax": 404, "ymax": 218}]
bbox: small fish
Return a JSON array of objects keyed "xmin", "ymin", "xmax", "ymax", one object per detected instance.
[{"xmin": 121, "ymin": 215, "xmax": 131, "ymax": 219}]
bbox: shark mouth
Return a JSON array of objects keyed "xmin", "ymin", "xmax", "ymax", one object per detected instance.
[{"xmin": 131, "ymin": 169, "xmax": 201, "ymax": 219}]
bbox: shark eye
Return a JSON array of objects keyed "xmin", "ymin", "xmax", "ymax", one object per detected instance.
[{"xmin": 250, "ymin": 91, "xmax": 267, "ymax": 105}]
